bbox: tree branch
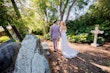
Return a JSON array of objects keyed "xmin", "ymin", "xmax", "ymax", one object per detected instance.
[
  {"xmin": 59, "ymin": 0, "xmax": 63, "ymax": 20},
  {"xmin": 65, "ymin": 0, "xmax": 76, "ymax": 22}
]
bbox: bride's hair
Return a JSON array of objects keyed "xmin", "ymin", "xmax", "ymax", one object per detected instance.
[{"xmin": 60, "ymin": 21, "xmax": 66, "ymax": 26}]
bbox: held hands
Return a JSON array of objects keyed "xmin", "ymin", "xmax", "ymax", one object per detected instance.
[{"xmin": 60, "ymin": 33, "xmax": 61, "ymax": 37}]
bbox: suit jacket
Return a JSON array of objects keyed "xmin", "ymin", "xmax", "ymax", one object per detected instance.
[{"xmin": 50, "ymin": 24, "xmax": 60, "ymax": 40}]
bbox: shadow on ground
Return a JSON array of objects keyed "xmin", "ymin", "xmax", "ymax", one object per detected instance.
[{"xmin": 47, "ymin": 47, "xmax": 110, "ymax": 73}]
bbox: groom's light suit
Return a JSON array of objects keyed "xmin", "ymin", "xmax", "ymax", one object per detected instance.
[{"xmin": 50, "ymin": 24, "xmax": 60, "ymax": 50}]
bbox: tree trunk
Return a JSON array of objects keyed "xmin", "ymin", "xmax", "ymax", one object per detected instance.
[
  {"xmin": 11, "ymin": 0, "xmax": 23, "ymax": 41},
  {"xmin": 59, "ymin": 0, "xmax": 69, "ymax": 21},
  {"xmin": 11, "ymin": 26, "xmax": 23, "ymax": 41},
  {"xmin": 11, "ymin": 0, "xmax": 21, "ymax": 18},
  {"xmin": 60, "ymin": 12, "xmax": 64, "ymax": 21},
  {"xmin": 65, "ymin": 0, "xmax": 76, "ymax": 22},
  {"xmin": 44, "ymin": 9, "xmax": 48, "ymax": 34},
  {"xmin": 60, "ymin": 0, "xmax": 63, "ymax": 21},
  {"xmin": 2, "ymin": 26, "xmax": 13, "ymax": 39}
]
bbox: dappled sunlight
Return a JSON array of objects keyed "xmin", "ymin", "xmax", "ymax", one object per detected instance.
[
  {"xmin": 46, "ymin": 41, "xmax": 110, "ymax": 73},
  {"xmin": 91, "ymin": 62, "xmax": 110, "ymax": 73},
  {"xmin": 1, "ymin": 0, "xmax": 110, "ymax": 72},
  {"xmin": 88, "ymin": 52, "xmax": 109, "ymax": 58},
  {"xmin": 87, "ymin": 50, "xmax": 110, "ymax": 58},
  {"xmin": 99, "ymin": 43, "xmax": 110, "ymax": 51},
  {"xmin": 77, "ymin": 56, "xmax": 86, "ymax": 62},
  {"xmin": 69, "ymin": 42, "xmax": 110, "ymax": 56}
]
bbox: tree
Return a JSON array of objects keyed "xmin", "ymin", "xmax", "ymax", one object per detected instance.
[
  {"xmin": 10, "ymin": 0, "xmax": 23, "ymax": 41},
  {"xmin": 66, "ymin": 0, "xmax": 110, "ymax": 41},
  {"xmin": 65, "ymin": 0, "xmax": 76, "ymax": 22},
  {"xmin": 0, "ymin": 0, "xmax": 13, "ymax": 38},
  {"xmin": 88, "ymin": 0, "xmax": 110, "ymax": 23},
  {"xmin": 32, "ymin": 0, "xmax": 88, "ymax": 35}
]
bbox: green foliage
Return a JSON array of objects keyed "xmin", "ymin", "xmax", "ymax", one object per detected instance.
[
  {"xmin": 36, "ymin": 35, "xmax": 44, "ymax": 39},
  {"xmin": 67, "ymin": 0, "xmax": 110, "ymax": 44},
  {"xmin": 68, "ymin": 33, "xmax": 89, "ymax": 43},
  {"xmin": 13, "ymin": 19, "xmax": 27, "ymax": 37},
  {"xmin": 36, "ymin": 33, "xmax": 50, "ymax": 40},
  {"xmin": 0, "ymin": 36, "xmax": 10, "ymax": 43},
  {"xmin": 67, "ymin": 20, "xmax": 94, "ymax": 35},
  {"xmin": 0, "ymin": 0, "xmax": 28, "ymax": 38},
  {"xmin": 31, "ymin": 0, "xmax": 88, "ymax": 35},
  {"xmin": 86, "ymin": 34, "xmax": 94, "ymax": 43},
  {"xmin": 68, "ymin": 33, "xmax": 105, "ymax": 45},
  {"xmin": 0, "ymin": 1, "xmax": 13, "ymax": 26},
  {"xmin": 44, "ymin": 33, "xmax": 50, "ymax": 40},
  {"xmin": 76, "ymin": 0, "xmax": 88, "ymax": 9},
  {"xmin": 107, "ymin": 62, "xmax": 110, "ymax": 67},
  {"xmin": 100, "ymin": 20, "xmax": 110, "ymax": 37},
  {"xmin": 32, "ymin": 29, "xmax": 43, "ymax": 35},
  {"xmin": 97, "ymin": 37, "xmax": 105, "ymax": 45}
]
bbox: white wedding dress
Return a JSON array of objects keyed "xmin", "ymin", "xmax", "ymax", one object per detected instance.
[{"xmin": 58, "ymin": 30, "xmax": 78, "ymax": 59}]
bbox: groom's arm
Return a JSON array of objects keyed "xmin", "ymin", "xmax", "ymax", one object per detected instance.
[{"xmin": 59, "ymin": 26, "xmax": 61, "ymax": 37}]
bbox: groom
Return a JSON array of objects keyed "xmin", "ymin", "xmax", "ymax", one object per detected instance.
[{"xmin": 50, "ymin": 20, "xmax": 60, "ymax": 52}]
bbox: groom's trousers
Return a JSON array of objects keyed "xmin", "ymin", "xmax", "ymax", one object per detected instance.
[{"xmin": 52, "ymin": 39, "xmax": 57, "ymax": 50}]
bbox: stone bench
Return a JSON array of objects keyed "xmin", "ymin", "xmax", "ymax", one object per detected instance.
[{"xmin": 41, "ymin": 42, "xmax": 50, "ymax": 55}]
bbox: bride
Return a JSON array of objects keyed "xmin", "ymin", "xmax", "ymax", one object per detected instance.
[{"xmin": 58, "ymin": 21, "xmax": 78, "ymax": 59}]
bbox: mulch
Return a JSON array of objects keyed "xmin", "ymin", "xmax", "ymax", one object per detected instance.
[{"xmin": 46, "ymin": 41, "xmax": 110, "ymax": 73}]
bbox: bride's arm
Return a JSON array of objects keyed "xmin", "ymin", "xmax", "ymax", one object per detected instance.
[
  {"xmin": 64, "ymin": 22, "xmax": 67, "ymax": 32},
  {"xmin": 59, "ymin": 26, "xmax": 62, "ymax": 37},
  {"xmin": 60, "ymin": 26, "xmax": 62, "ymax": 32},
  {"xmin": 65, "ymin": 26, "xmax": 67, "ymax": 32}
]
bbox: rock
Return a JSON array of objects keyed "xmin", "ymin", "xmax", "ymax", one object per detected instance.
[
  {"xmin": 41, "ymin": 42, "xmax": 50, "ymax": 55},
  {"xmin": 0, "ymin": 42, "xmax": 21, "ymax": 72},
  {"xmin": 14, "ymin": 34, "xmax": 50, "ymax": 73},
  {"xmin": 0, "ymin": 39, "xmax": 13, "ymax": 48}
]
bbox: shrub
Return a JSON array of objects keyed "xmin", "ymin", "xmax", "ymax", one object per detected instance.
[
  {"xmin": 86, "ymin": 34, "xmax": 94, "ymax": 43},
  {"xmin": 97, "ymin": 37, "xmax": 105, "ymax": 45},
  {"xmin": 107, "ymin": 62, "xmax": 110, "ymax": 67},
  {"xmin": 44, "ymin": 33, "xmax": 50, "ymax": 40},
  {"xmin": 78, "ymin": 33, "xmax": 88, "ymax": 42},
  {"xmin": 0, "ymin": 36, "xmax": 10, "ymax": 43},
  {"xmin": 32, "ymin": 29, "xmax": 43, "ymax": 35},
  {"xmin": 68, "ymin": 33, "xmax": 105, "ymax": 45},
  {"xmin": 36, "ymin": 35, "xmax": 44, "ymax": 39},
  {"xmin": 68, "ymin": 33, "xmax": 88, "ymax": 43}
]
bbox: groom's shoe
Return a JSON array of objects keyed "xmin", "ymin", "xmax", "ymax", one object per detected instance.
[
  {"xmin": 54, "ymin": 49, "xmax": 57, "ymax": 52},
  {"xmin": 54, "ymin": 50, "xmax": 57, "ymax": 52}
]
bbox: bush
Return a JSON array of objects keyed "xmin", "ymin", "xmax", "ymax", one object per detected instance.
[
  {"xmin": 97, "ymin": 37, "xmax": 105, "ymax": 45},
  {"xmin": 66, "ymin": 8, "xmax": 110, "ymax": 43},
  {"xmin": 100, "ymin": 20, "xmax": 110, "ymax": 37},
  {"xmin": 44, "ymin": 33, "xmax": 50, "ymax": 40},
  {"xmin": 36, "ymin": 35, "xmax": 44, "ymax": 39},
  {"xmin": 32, "ymin": 29, "xmax": 43, "ymax": 35},
  {"xmin": 0, "ymin": 36, "xmax": 10, "ymax": 43},
  {"xmin": 68, "ymin": 33, "xmax": 88, "ymax": 43},
  {"xmin": 68, "ymin": 33, "xmax": 105, "ymax": 45},
  {"xmin": 107, "ymin": 62, "xmax": 110, "ymax": 67},
  {"xmin": 86, "ymin": 34, "xmax": 94, "ymax": 43}
]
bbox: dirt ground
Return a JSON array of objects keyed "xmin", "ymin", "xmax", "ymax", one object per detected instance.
[
  {"xmin": 2, "ymin": 41, "xmax": 110, "ymax": 73},
  {"xmin": 46, "ymin": 41, "xmax": 110, "ymax": 73}
]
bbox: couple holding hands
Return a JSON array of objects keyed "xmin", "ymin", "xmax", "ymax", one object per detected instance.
[{"xmin": 50, "ymin": 20, "xmax": 78, "ymax": 59}]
